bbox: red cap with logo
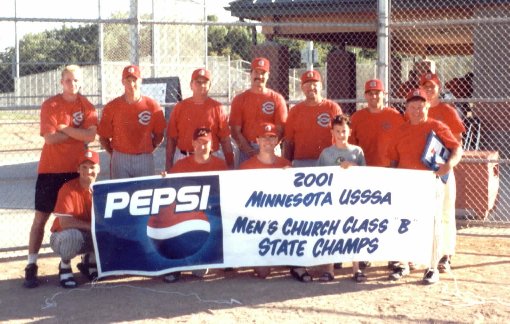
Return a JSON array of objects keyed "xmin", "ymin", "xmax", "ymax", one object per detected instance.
[
  {"xmin": 122, "ymin": 65, "xmax": 141, "ymax": 79},
  {"xmin": 257, "ymin": 122, "xmax": 278, "ymax": 137},
  {"xmin": 192, "ymin": 127, "xmax": 212, "ymax": 142},
  {"xmin": 364, "ymin": 79, "xmax": 384, "ymax": 92},
  {"xmin": 420, "ymin": 72, "xmax": 441, "ymax": 88},
  {"xmin": 301, "ymin": 70, "xmax": 321, "ymax": 84},
  {"xmin": 79, "ymin": 150, "xmax": 100, "ymax": 165},
  {"xmin": 251, "ymin": 57, "xmax": 270, "ymax": 73},
  {"xmin": 406, "ymin": 88, "xmax": 427, "ymax": 103},
  {"xmin": 192, "ymin": 68, "xmax": 211, "ymax": 81}
]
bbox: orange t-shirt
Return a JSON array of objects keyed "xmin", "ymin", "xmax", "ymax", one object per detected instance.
[
  {"xmin": 98, "ymin": 96, "xmax": 166, "ymax": 154},
  {"xmin": 229, "ymin": 89, "xmax": 288, "ymax": 142},
  {"xmin": 284, "ymin": 99, "xmax": 342, "ymax": 160},
  {"xmin": 387, "ymin": 119, "xmax": 461, "ymax": 170},
  {"xmin": 349, "ymin": 107, "xmax": 404, "ymax": 167},
  {"xmin": 170, "ymin": 155, "xmax": 228, "ymax": 173},
  {"xmin": 167, "ymin": 97, "xmax": 230, "ymax": 152},
  {"xmin": 239, "ymin": 156, "xmax": 291, "ymax": 169},
  {"xmin": 38, "ymin": 94, "xmax": 98, "ymax": 174},
  {"xmin": 428, "ymin": 102, "xmax": 466, "ymax": 135},
  {"xmin": 50, "ymin": 178, "xmax": 91, "ymax": 232}
]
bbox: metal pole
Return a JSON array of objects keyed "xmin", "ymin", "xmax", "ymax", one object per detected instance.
[
  {"xmin": 151, "ymin": 0, "xmax": 157, "ymax": 77},
  {"xmin": 377, "ymin": 0, "xmax": 390, "ymax": 103},
  {"xmin": 129, "ymin": 0, "xmax": 140, "ymax": 65},
  {"xmin": 307, "ymin": 41, "xmax": 314, "ymax": 70},
  {"xmin": 98, "ymin": 0, "xmax": 105, "ymax": 106},
  {"xmin": 14, "ymin": 0, "xmax": 20, "ymax": 105},
  {"xmin": 204, "ymin": 0, "xmax": 208, "ymax": 69}
]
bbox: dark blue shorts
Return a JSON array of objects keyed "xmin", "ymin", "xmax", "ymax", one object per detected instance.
[{"xmin": 34, "ymin": 172, "xmax": 79, "ymax": 213}]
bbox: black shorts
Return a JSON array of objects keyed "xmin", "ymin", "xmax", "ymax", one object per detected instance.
[{"xmin": 35, "ymin": 172, "xmax": 79, "ymax": 213}]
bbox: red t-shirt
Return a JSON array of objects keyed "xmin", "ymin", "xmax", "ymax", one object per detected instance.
[
  {"xmin": 167, "ymin": 97, "xmax": 230, "ymax": 152},
  {"xmin": 50, "ymin": 178, "xmax": 91, "ymax": 232},
  {"xmin": 349, "ymin": 107, "xmax": 404, "ymax": 167},
  {"xmin": 97, "ymin": 96, "xmax": 166, "ymax": 154},
  {"xmin": 428, "ymin": 102, "xmax": 466, "ymax": 135},
  {"xmin": 239, "ymin": 156, "xmax": 291, "ymax": 169},
  {"xmin": 387, "ymin": 119, "xmax": 461, "ymax": 170},
  {"xmin": 38, "ymin": 94, "xmax": 97, "ymax": 174},
  {"xmin": 229, "ymin": 89, "xmax": 288, "ymax": 142},
  {"xmin": 284, "ymin": 99, "xmax": 342, "ymax": 160},
  {"xmin": 170, "ymin": 155, "xmax": 228, "ymax": 173}
]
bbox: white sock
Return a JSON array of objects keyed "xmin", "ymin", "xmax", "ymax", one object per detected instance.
[{"xmin": 28, "ymin": 254, "xmax": 38, "ymax": 264}]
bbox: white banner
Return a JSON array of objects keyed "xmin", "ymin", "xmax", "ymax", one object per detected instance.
[{"xmin": 92, "ymin": 166, "xmax": 438, "ymax": 276}]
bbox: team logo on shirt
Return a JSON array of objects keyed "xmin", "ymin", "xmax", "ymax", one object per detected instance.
[
  {"xmin": 316, "ymin": 113, "xmax": 331, "ymax": 128},
  {"xmin": 138, "ymin": 111, "xmax": 152, "ymax": 125},
  {"xmin": 261, "ymin": 101, "xmax": 275, "ymax": 115},
  {"xmin": 382, "ymin": 121, "xmax": 392, "ymax": 131},
  {"xmin": 72, "ymin": 111, "xmax": 84, "ymax": 127}
]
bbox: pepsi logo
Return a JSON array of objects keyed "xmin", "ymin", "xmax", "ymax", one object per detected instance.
[
  {"xmin": 261, "ymin": 101, "xmax": 275, "ymax": 115},
  {"xmin": 258, "ymin": 60, "xmax": 265, "ymax": 67},
  {"xmin": 147, "ymin": 202, "xmax": 210, "ymax": 259},
  {"xmin": 316, "ymin": 112, "xmax": 331, "ymax": 128},
  {"xmin": 138, "ymin": 111, "xmax": 152, "ymax": 125}
]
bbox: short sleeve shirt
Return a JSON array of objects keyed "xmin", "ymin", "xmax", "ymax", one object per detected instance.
[
  {"xmin": 50, "ymin": 178, "xmax": 91, "ymax": 232},
  {"xmin": 229, "ymin": 89, "xmax": 288, "ymax": 142},
  {"xmin": 38, "ymin": 94, "xmax": 98, "ymax": 174},
  {"xmin": 98, "ymin": 96, "xmax": 166, "ymax": 154},
  {"xmin": 167, "ymin": 97, "xmax": 230, "ymax": 152},
  {"xmin": 284, "ymin": 99, "xmax": 342, "ymax": 160}
]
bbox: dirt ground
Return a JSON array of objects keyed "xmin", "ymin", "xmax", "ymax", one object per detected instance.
[{"xmin": 0, "ymin": 225, "xmax": 509, "ymax": 323}]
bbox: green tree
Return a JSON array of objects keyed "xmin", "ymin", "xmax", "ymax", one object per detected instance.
[
  {"xmin": 0, "ymin": 24, "xmax": 99, "ymax": 93},
  {"xmin": 207, "ymin": 15, "xmax": 258, "ymax": 61}
]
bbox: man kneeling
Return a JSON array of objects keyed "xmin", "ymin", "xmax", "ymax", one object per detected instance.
[{"xmin": 49, "ymin": 150, "xmax": 100, "ymax": 288}]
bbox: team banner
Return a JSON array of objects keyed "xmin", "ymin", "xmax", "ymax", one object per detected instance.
[{"xmin": 92, "ymin": 166, "xmax": 438, "ymax": 277}]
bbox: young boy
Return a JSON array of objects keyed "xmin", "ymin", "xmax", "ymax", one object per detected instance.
[{"xmin": 317, "ymin": 115, "xmax": 368, "ymax": 282}]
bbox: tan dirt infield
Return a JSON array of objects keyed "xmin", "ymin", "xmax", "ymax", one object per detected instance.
[{"xmin": 0, "ymin": 226, "xmax": 509, "ymax": 323}]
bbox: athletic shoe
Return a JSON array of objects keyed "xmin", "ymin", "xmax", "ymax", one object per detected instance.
[
  {"xmin": 389, "ymin": 265, "xmax": 410, "ymax": 280},
  {"xmin": 438, "ymin": 256, "xmax": 451, "ymax": 273},
  {"xmin": 23, "ymin": 263, "xmax": 39, "ymax": 288},
  {"xmin": 423, "ymin": 268, "xmax": 439, "ymax": 285},
  {"xmin": 388, "ymin": 261, "xmax": 400, "ymax": 271},
  {"xmin": 163, "ymin": 271, "xmax": 181, "ymax": 283},
  {"xmin": 359, "ymin": 261, "xmax": 371, "ymax": 270},
  {"xmin": 191, "ymin": 269, "xmax": 208, "ymax": 278}
]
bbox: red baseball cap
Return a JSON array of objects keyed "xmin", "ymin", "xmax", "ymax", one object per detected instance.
[
  {"xmin": 257, "ymin": 122, "xmax": 278, "ymax": 137},
  {"xmin": 192, "ymin": 127, "xmax": 212, "ymax": 142},
  {"xmin": 364, "ymin": 79, "xmax": 384, "ymax": 93},
  {"xmin": 406, "ymin": 88, "xmax": 427, "ymax": 103},
  {"xmin": 122, "ymin": 65, "xmax": 141, "ymax": 79},
  {"xmin": 79, "ymin": 150, "xmax": 100, "ymax": 165},
  {"xmin": 251, "ymin": 57, "xmax": 270, "ymax": 73},
  {"xmin": 191, "ymin": 68, "xmax": 211, "ymax": 81},
  {"xmin": 301, "ymin": 70, "xmax": 321, "ymax": 84},
  {"xmin": 420, "ymin": 72, "xmax": 441, "ymax": 88}
]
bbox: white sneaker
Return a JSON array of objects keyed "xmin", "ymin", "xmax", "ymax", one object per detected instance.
[
  {"xmin": 191, "ymin": 269, "xmax": 208, "ymax": 278},
  {"xmin": 389, "ymin": 265, "xmax": 410, "ymax": 280},
  {"xmin": 423, "ymin": 268, "xmax": 439, "ymax": 285}
]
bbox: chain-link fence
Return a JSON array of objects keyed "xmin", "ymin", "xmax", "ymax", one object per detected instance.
[{"xmin": 1, "ymin": 0, "xmax": 509, "ymax": 254}]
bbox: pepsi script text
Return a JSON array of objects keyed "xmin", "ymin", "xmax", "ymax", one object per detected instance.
[{"xmin": 92, "ymin": 167, "xmax": 439, "ymax": 277}]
